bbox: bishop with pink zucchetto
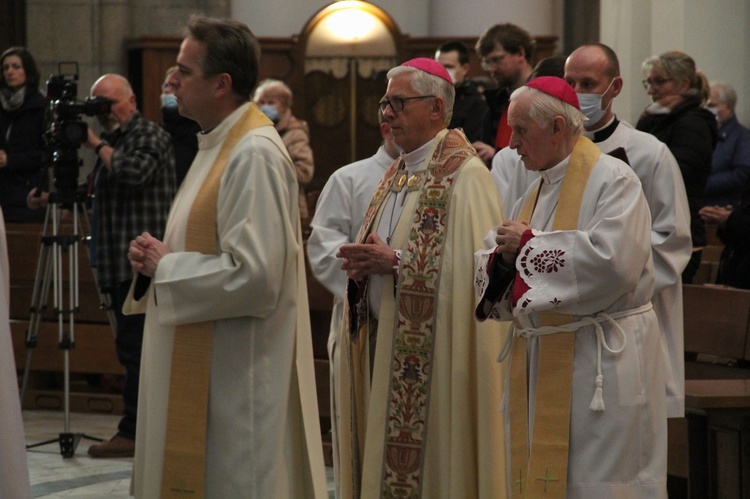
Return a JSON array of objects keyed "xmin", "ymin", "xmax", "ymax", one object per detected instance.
[
  {"xmin": 474, "ymin": 76, "xmax": 669, "ymax": 496},
  {"xmin": 334, "ymin": 57, "xmax": 508, "ymax": 497}
]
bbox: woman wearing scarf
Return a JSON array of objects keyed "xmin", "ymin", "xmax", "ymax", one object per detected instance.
[
  {"xmin": 0, "ymin": 47, "xmax": 46, "ymax": 223},
  {"xmin": 636, "ymin": 50, "xmax": 717, "ymax": 283}
]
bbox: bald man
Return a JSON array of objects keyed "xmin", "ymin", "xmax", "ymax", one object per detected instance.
[{"xmin": 84, "ymin": 74, "xmax": 176, "ymax": 458}]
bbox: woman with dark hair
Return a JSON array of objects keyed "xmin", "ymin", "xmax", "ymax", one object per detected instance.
[
  {"xmin": 0, "ymin": 46, "xmax": 47, "ymax": 222},
  {"xmin": 636, "ymin": 50, "xmax": 717, "ymax": 283}
]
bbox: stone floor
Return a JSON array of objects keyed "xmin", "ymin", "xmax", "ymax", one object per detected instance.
[{"xmin": 23, "ymin": 410, "xmax": 335, "ymax": 498}]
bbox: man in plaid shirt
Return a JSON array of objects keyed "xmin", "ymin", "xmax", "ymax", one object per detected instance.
[{"xmin": 84, "ymin": 74, "xmax": 175, "ymax": 458}]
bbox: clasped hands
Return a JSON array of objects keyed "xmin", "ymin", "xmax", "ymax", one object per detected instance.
[
  {"xmin": 337, "ymin": 233, "xmax": 394, "ymax": 282},
  {"xmin": 698, "ymin": 204, "xmax": 732, "ymax": 228},
  {"xmin": 494, "ymin": 219, "xmax": 529, "ymax": 265},
  {"xmin": 128, "ymin": 232, "xmax": 171, "ymax": 278}
]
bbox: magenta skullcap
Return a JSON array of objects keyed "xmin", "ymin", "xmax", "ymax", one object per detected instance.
[
  {"xmin": 401, "ymin": 57, "xmax": 452, "ymax": 84},
  {"xmin": 525, "ymin": 76, "xmax": 581, "ymax": 111}
]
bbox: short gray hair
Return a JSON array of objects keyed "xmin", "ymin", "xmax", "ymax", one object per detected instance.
[
  {"xmin": 386, "ymin": 65, "xmax": 455, "ymax": 125},
  {"xmin": 253, "ymin": 78, "xmax": 293, "ymax": 106},
  {"xmin": 510, "ymin": 85, "xmax": 585, "ymax": 136},
  {"xmin": 711, "ymin": 81, "xmax": 737, "ymax": 112}
]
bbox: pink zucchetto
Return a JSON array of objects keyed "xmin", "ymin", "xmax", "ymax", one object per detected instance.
[
  {"xmin": 401, "ymin": 58, "xmax": 452, "ymax": 84},
  {"xmin": 525, "ymin": 76, "xmax": 581, "ymax": 111}
]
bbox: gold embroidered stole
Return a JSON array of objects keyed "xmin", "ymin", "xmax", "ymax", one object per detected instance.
[
  {"xmin": 509, "ymin": 136, "xmax": 600, "ymax": 497},
  {"xmin": 344, "ymin": 129, "xmax": 476, "ymax": 496},
  {"xmin": 342, "ymin": 155, "xmax": 402, "ymax": 497},
  {"xmin": 160, "ymin": 105, "xmax": 273, "ymax": 497}
]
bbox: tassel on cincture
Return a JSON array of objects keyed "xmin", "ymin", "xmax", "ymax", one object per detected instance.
[{"xmin": 589, "ymin": 374, "xmax": 605, "ymax": 411}]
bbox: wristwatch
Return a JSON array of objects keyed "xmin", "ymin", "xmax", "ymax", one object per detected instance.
[{"xmin": 95, "ymin": 140, "xmax": 110, "ymax": 154}]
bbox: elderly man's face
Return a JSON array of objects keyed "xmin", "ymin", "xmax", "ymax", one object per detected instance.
[
  {"xmin": 91, "ymin": 78, "xmax": 136, "ymax": 132},
  {"xmin": 507, "ymin": 93, "xmax": 558, "ymax": 171},
  {"xmin": 381, "ymin": 73, "xmax": 437, "ymax": 153}
]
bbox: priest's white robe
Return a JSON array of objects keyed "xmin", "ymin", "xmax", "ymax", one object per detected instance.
[
  {"xmin": 128, "ymin": 103, "xmax": 326, "ymax": 498},
  {"xmin": 492, "ymin": 118, "xmax": 692, "ymax": 417},
  {"xmin": 341, "ymin": 130, "xmax": 508, "ymax": 498},
  {"xmin": 0, "ymin": 214, "xmax": 32, "ymax": 499},
  {"xmin": 594, "ymin": 120, "xmax": 691, "ymax": 417},
  {"xmin": 306, "ymin": 145, "xmax": 393, "ymax": 497},
  {"xmin": 476, "ymin": 151, "xmax": 667, "ymax": 498},
  {"xmin": 491, "ymin": 146, "xmax": 535, "ymax": 217}
]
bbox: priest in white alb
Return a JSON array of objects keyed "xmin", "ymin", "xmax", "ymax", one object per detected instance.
[
  {"xmin": 306, "ymin": 114, "xmax": 399, "ymax": 497},
  {"xmin": 474, "ymin": 77, "xmax": 667, "ymax": 498},
  {"xmin": 125, "ymin": 16, "xmax": 326, "ymax": 498}
]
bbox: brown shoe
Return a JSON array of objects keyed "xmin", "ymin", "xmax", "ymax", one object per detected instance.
[{"xmin": 87, "ymin": 434, "xmax": 135, "ymax": 458}]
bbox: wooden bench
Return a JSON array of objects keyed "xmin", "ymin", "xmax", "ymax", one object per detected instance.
[{"xmin": 670, "ymin": 284, "xmax": 750, "ymax": 497}]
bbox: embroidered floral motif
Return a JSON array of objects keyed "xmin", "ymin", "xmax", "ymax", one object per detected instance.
[
  {"xmin": 530, "ymin": 249, "xmax": 566, "ymax": 274},
  {"xmin": 380, "ymin": 129, "xmax": 472, "ymax": 496}
]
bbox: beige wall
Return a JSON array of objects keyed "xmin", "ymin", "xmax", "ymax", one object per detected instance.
[
  {"xmin": 602, "ymin": 0, "xmax": 750, "ymax": 125},
  {"xmin": 24, "ymin": 0, "xmax": 750, "ymax": 127}
]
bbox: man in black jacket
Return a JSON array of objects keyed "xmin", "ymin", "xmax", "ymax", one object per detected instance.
[
  {"xmin": 474, "ymin": 23, "xmax": 534, "ymax": 164},
  {"xmin": 434, "ymin": 41, "xmax": 488, "ymax": 143}
]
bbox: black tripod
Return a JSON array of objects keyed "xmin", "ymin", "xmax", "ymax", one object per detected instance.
[{"xmin": 21, "ymin": 191, "xmax": 116, "ymax": 457}]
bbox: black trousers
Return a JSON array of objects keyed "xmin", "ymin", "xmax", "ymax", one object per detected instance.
[{"xmin": 106, "ymin": 280, "xmax": 145, "ymax": 440}]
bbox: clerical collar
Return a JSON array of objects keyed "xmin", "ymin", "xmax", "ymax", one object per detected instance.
[
  {"xmin": 539, "ymin": 154, "xmax": 571, "ymax": 186},
  {"xmin": 401, "ymin": 136, "xmax": 437, "ymax": 171},
  {"xmin": 583, "ymin": 116, "xmax": 619, "ymax": 142}
]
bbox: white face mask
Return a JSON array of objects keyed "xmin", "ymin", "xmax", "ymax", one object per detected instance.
[
  {"xmin": 577, "ymin": 79, "xmax": 615, "ymax": 126},
  {"xmin": 446, "ymin": 68, "xmax": 458, "ymax": 85}
]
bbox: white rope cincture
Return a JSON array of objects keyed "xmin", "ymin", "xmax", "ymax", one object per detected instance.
[{"xmin": 501, "ymin": 303, "xmax": 653, "ymax": 412}]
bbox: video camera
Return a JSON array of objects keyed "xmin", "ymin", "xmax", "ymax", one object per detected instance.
[{"xmin": 45, "ymin": 62, "xmax": 112, "ymax": 202}]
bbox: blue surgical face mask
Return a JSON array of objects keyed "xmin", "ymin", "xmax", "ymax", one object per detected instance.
[
  {"xmin": 161, "ymin": 93, "xmax": 178, "ymax": 110},
  {"xmin": 577, "ymin": 79, "xmax": 615, "ymax": 126},
  {"xmin": 260, "ymin": 104, "xmax": 279, "ymax": 124}
]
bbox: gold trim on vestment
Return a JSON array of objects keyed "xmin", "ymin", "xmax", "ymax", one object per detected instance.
[
  {"xmin": 160, "ymin": 104, "xmax": 273, "ymax": 497},
  {"xmin": 510, "ymin": 136, "xmax": 600, "ymax": 497},
  {"xmin": 344, "ymin": 129, "xmax": 477, "ymax": 496}
]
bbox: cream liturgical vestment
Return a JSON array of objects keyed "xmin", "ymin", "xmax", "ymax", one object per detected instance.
[
  {"xmin": 340, "ymin": 129, "xmax": 508, "ymax": 498},
  {"xmin": 0, "ymin": 213, "xmax": 32, "ymax": 499},
  {"xmin": 476, "ymin": 138, "xmax": 668, "ymax": 497},
  {"xmin": 126, "ymin": 103, "xmax": 326, "ymax": 498}
]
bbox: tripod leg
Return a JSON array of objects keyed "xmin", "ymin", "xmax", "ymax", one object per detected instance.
[
  {"xmin": 20, "ymin": 205, "xmax": 55, "ymax": 403},
  {"xmin": 24, "ymin": 202, "xmax": 106, "ymax": 457}
]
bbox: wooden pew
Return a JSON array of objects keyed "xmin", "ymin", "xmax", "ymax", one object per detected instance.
[
  {"xmin": 669, "ymin": 284, "xmax": 750, "ymax": 498},
  {"xmin": 683, "ymin": 284, "xmax": 750, "ymax": 379}
]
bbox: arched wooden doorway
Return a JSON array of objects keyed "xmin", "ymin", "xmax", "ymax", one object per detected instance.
[{"xmin": 299, "ymin": 1, "xmax": 401, "ymax": 186}]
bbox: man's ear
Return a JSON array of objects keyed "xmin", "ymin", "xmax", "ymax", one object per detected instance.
[
  {"xmin": 610, "ymin": 76, "xmax": 624, "ymax": 98},
  {"xmin": 215, "ymin": 73, "xmax": 233, "ymax": 98},
  {"xmin": 551, "ymin": 116, "xmax": 566, "ymax": 140},
  {"xmin": 431, "ymin": 96, "xmax": 446, "ymax": 121}
]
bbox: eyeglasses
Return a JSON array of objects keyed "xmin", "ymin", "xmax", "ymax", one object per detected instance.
[
  {"xmin": 378, "ymin": 95, "xmax": 435, "ymax": 113},
  {"xmin": 481, "ymin": 53, "xmax": 507, "ymax": 71},
  {"xmin": 642, "ymin": 77, "xmax": 671, "ymax": 90}
]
